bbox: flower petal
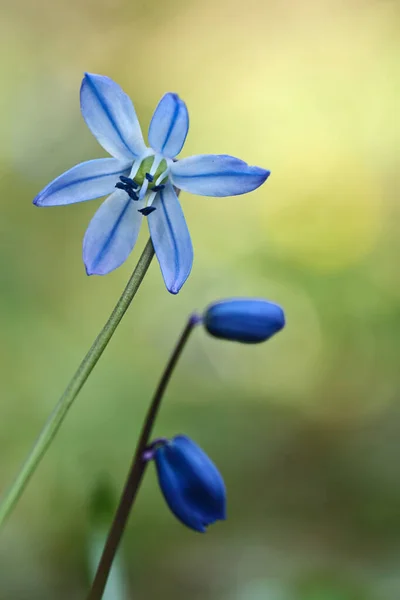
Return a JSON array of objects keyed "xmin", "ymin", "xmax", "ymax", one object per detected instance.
[
  {"xmin": 147, "ymin": 184, "xmax": 193, "ymax": 294},
  {"xmin": 80, "ymin": 73, "xmax": 147, "ymax": 160},
  {"xmin": 83, "ymin": 189, "xmax": 144, "ymax": 275},
  {"xmin": 33, "ymin": 158, "xmax": 130, "ymax": 207},
  {"xmin": 170, "ymin": 154, "xmax": 270, "ymax": 197},
  {"xmin": 148, "ymin": 93, "xmax": 189, "ymax": 158}
]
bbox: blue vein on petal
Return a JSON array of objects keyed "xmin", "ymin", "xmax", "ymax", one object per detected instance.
[
  {"xmin": 85, "ymin": 75, "xmax": 137, "ymax": 158},
  {"xmin": 36, "ymin": 168, "xmax": 128, "ymax": 202},
  {"xmin": 174, "ymin": 169, "xmax": 269, "ymax": 179},
  {"xmin": 90, "ymin": 197, "xmax": 133, "ymax": 272},
  {"xmin": 159, "ymin": 189, "xmax": 180, "ymax": 288},
  {"xmin": 161, "ymin": 97, "xmax": 180, "ymax": 153}
]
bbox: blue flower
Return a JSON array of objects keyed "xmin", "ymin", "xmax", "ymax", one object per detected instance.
[
  {"xmin": 34, "ymin": 73, "xmax": 270, "ymax": 294},
  {"xmin": 204, "ymin": 298, "xmax": 285, "ymax": 343},
  {"xmin": 152, "ymin": 435, "xmax": 226, "ymax": 532}
]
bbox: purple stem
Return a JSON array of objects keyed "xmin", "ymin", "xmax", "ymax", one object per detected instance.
[{"xmin": 87, "ymin": 313, "xmax": 201, "ymax": 600}]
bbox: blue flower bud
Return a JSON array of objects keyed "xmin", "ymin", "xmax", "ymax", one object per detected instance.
[
  {"xmin": 153, "ymin": 435, "xmax": 226, "ymax": 533},
  {"xmin": 203, "ymin": 298, "xmax": 285, "ymax": 343}
]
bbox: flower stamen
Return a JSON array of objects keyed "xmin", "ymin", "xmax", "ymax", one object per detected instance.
[
  {"xmin": 152, "ymin": 184, "xmax": 165, "ymax": 193},
  {"xmin": 138, "ymin": 206, "xmax": 157, "ymax": 216},
  {"xmin": 119, "ymin": 175, "xmax": 139, "ymax": 189},
  {"xmin": 115, "ymin": 179, "xmax": 139, "ymax": 201}
]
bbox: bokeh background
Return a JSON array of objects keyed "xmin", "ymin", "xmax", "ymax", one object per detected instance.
[{"xmin": 0, "ymin": 0, "xmax": 399, "ymax": 597}]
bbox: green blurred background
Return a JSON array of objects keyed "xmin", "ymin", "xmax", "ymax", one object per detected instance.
[{"xmin": 0, "ymin": 0, "xmax": 399, "ymax": 597}]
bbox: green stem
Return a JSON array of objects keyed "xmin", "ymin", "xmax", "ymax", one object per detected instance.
[{"xmin": 0, "ymin": 238, "xmax": 155, "ymax": 528}]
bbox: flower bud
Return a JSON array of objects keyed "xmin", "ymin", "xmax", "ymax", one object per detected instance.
[
  {"xmin": 153, "ymin": 435, "xmax": 226, "ymax": 533},
  {"xmin": 203, "ymin": 298, "xmax": 285, "ymax": 343}
]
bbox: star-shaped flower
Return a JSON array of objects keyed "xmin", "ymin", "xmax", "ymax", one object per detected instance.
[{"xmin": 34, "ymin": 73, "xmax": 270, "ymax": 293}]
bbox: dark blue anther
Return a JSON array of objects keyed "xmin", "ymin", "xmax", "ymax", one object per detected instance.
[
  {"xmin": 145, "ymin": 173, "xmax": 154, "ymax": 182},
  {"xmin": 126, "ymin": 188, "xmax": 139, "ymax": 201},
  {"xmin": 119, "ymin": 175, "xmax": 133, "ymax": 184},
  {"xmin": 120, "ymin": 175, "xmax": 138, "ymax": 189},
  {"xmin": 138, "ymin": 206, "xmax": 157, "ymax": 216},
  {"xmin": 152, "ymin": 184, "xmax": 165, "ymax": 193},
  {"xmin": 116, "ymin": 181, "xmax": 139, "ymax": 200}
]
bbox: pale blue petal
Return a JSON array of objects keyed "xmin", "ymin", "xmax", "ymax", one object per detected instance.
[
  {"xmin": 170, "ymin": 154, "xmax": 270, "ymax": 197},
  {"xmin": 147, "ymin": 184, "xmax": 193, "ymax": 294},
  {"xmin": 80, "ymin": 73, "xmax": 147, "ymax": 160},
  {"xmin": 33, "ymin": 158, "xmax": 130, "ymax": 207},
  {"xmin": 83, "ymin": 189, "xmax": 144, "ymax": 275},
  {"xmin": 148, "ymin": 93, "xmax": 189, "ymax": 158}
]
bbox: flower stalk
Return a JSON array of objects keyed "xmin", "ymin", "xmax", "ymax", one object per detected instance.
[
  {"xmin": 0, "ymin": 238, "xmax": 155, "ymax": 528},
  {"xmin": 87, "ymin": 313, "xmax": 200, "ymax": 600}
]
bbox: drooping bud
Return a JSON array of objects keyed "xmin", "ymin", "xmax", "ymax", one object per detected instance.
[
  {"xmin": 152, "ymin": 435, "xmax": 226, "ymax": 533},
  {"xmin": 203, "ymin": 298, "xmax": 285, "ymax": 343}
]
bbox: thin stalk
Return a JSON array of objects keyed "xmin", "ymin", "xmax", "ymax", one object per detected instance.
[
  {"xmin": 87, "ymin": 314, "xmax": 200, "ymax": 600},
  {"xmin": 0, "ymin": 238, "xmax": 155, "ymax": 528}
]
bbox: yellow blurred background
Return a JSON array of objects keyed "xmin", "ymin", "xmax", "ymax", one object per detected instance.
[{"xmin": 0, "ymin": 0, "xmax": 399, "ymax": 597}]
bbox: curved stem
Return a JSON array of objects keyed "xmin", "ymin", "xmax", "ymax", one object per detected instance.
[
  {"xmin": 87, "ymin": 313, "xmax": 201, "ymax": 600},
  {"xmin": 0, "ymin": 238, "xmax": 155, "ymax": 528}
]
